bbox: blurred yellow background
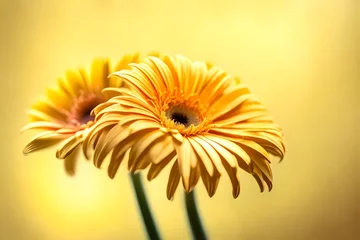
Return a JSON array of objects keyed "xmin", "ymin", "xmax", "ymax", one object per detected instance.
[{"xmin": 1, "ymin": 0, "xmax": 359, "ymax": 239}]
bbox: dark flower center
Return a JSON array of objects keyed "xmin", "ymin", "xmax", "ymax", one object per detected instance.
[
  {"xmin": 79, "ymin": 106, "xmax": 95, "ymax": 124},
  {"xmin": 170, "ymin": 112, "xmax": 189, "ymax": 127},
  {"xmin": 69, "ymin": 93, "xmax": 105, "ymax": 126},
  {"xmin": 165, "ymin": 105, "xmax": 201, "ymax": 128}
]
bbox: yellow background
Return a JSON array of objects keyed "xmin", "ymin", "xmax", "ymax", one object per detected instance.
[{"xmin": 1, "ymin": 0, "xmax": 359, "ymax": 239}]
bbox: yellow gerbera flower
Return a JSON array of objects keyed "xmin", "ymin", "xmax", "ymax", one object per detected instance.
[
  {"xmin": 85, "ymin": 54, "xmax": 285, "ymax": 200},
  {"xmin": 22, "ymin": 53, "xmax": 142, "ymax": 174}
]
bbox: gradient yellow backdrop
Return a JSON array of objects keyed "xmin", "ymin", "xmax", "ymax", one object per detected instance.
[{"xmin": 1, "ymin": 0, "xmax": 359, "ymax": 239}]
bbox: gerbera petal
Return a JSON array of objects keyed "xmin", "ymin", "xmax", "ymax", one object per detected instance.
[
  {"xmin": 188, "ymin": 137, "xmax": 214, "ymax": 176},
  {"xmin": 94, "ymin": 121, "xmax": 160, "ymax": 168},
  {"xmin": 167, "ymin": 161, "xmax": 180, "ymax": 200},
  {"xmin": 199, "ymin": 135, "xmax": 237, "ymax": 168},
  {"xmin": 237, "ymin": 139, "xmax": 271, "ymax": 162},
  {"xmin": 23, "ymin": 131, "xmax": 69, "ymax": 154},
  {"xmin": 147, "ymin": 153, "xmax": 177, "ymax": 181},
  {"xmin": 112, "ymin": 69, "xmax": 156, "ymax": 100},
  {"xmin": 45, "ymin": 88, "xmax": 72, "ymax": 110},
  {"xmin": 128, "ymin": 130, "xmax": 165, "ymax": 172},
  {"xmin": 192, "ymin": 136, "xmax": 225, "ymax": 174},
  {"xmin": 213, "ymin": 99, "xmax": 267, "ymax": 125},
  {"xmin": 101, "ymin": 104, "xmax": 158, "ymax": 122},
  {"xmin": 56, "ymin": 135, "xmax": 82, "ymax": 159},
  {"xmin": 252, "ymin": 165, "xmax": 265, "ymax": 192},
  {"xmin": 145, "ymin": 56, "xmax": 175, "ymax": 90},
  {"xmin": 82, "ymin": 120, "xmax": 117, "ymax": 159},
  {"xmin": 205, "ymin": 134, "xmax": 251, "ymax": 171},
  {"xmin": 171, "ymin": 131, "xmax": 184, "ymax": 143},
  {"xmin": 239, "ymin": 144, "xmax": 273, "ymax": 182},
  {"xmin": 173, "ymin": 55, "xmax": 192, "ymax": 96},
  {"xmin": 148, "ymin": 134, "xmax": 174, "ymax": 164},
  {"xmin": 108, "ymin": 149, "xmax": 129, "ymax": 179},
  {"xmin": 21, "ymin": 121, "xmax": 63, "ymax": 133},
  {"xmin": 199, "ymin": 67, "xmax": 230, "ymax": 103},
  {"xmin": 211, "ymin": 86, "xmax": 251, "ymax": 119},
  {"xmin": 65, "ymin": 70, "xmax": 88, "ymax": 95},
  {"xmin": 108, "ymin": 133, "xmax": 141, "ymax": 176},
  {"xmin": 190, "ymin": 61, "xmax": 208, "ymax": 95},
  {"xmin": 162, "ymin": 55, "xmax": 180, "ymax": 89},
  {"xmin": 131, "ymin": 62, "xmax": 164, "ymax": 95},
  {"xmin": 114, "ymin": 53, "xmax": 140, "ymax": 71},
  {"xmin": 101, "ymin": 87, "xmax": 137, "ymax": 100},
  {"xmin": 63, "ymin": 146, "xmax": 80, "ymax": 176},
  {"xmin": 28, "ymin": 109, "xmax": 64, "ymax": 124},
  {"xmin": 93, "ymin": 123, "xmax": 124, "ymax": 168},
  {"xmin": 92, "ymin": 101, "xmax": 118, "ymax": 117},
  {"xmin": 173, "ymin": 137, "xmax": 193, "ymax": 192},
  {"xmin": 57, "ymin": 77, "xmax": 77, "ymax": 98},
  {"xmin": 119, "ymin": 96, "xmax": 158, "ymax": 115},
  {"xmin": 188, "ymin": 166, "xmax": 201, "ymax": 192},
  {"xmin": 223, "ymin": 122, "xmax": 282, "ymax": 131},
  {"xmin": 200, "ymin": 164, "xmax": 221, "ymax": 197},
  {"xmin": 221, "ymin": 158, "xmax": 241, "ymax": 198},
  {"xmin": 89, "ymin": 58, "xmax": 109, "ymax": 91},
  {"xmin": 210, "ymin": 128, "xmax": 284, "ymax": 159},
  {"xmin": 213, "ymin": 110, "xmax": 267, "ymax": 126}
]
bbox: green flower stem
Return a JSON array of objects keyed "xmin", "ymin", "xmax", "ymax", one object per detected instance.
[
  {"xmin": 130, "ymin": 173, "xmax": 161, "ymax": 240},
  {"xmin": 185, "ymin": 190, "xmax": 208, "ymax": 240}
]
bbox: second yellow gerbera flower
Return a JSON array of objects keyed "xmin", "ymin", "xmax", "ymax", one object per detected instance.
[{"xmin": 22, "ymin": 53, "xmax": 142, "ymax": 173}]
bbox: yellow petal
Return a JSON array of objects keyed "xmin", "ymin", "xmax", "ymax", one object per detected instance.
[
  {"xmin": 147, "ymin": 153, "xmax": 176, "ymax": 181},
  {"xmin": 23, "ymin": 131, "xmax": 68, "ymax": 154},
  {"xmin": 173, "ymin": 137, "xmax": 192, "ymax": 192},
  {"xmin": 89, "ymin": 58, "xmax": 109, "ymax": 91},
  {"xmin": 146, "ymin": 56, "xmax": 175, "ymax": 90},
  {"xmin": 199, "ymin": 66, "xmax": 229, "ymax": 103},
  {"xmin": 221, "ymin": 157, "xmax": 241, "ymax": 198},
  {"xmin": 21, "ymin": 121, "xmax": 63, "ymax": 133},
  {"xmin": 200, "ymin": 164, "xmax": 221, "ymax": 197},
  {"xmin": 205, "ymin": 134, "xmax": 251, "ymax": 170},
  {"xmin": 63, "ymin": 146, "xmax": 80, "ymax": 176},
  {"xmin": 113, "ymin": 53, "xmax": 140, "ymax": 72},
  {"xmin": 128, "ymin": 130, "xmax": 165, "ymax": 171},
  {"xmin": 188, "ymin": 137, "xmax": 214, "ymax": 176},
  {"xmin": 199, "ymin": 135, "xmax": 237, "ymax": 168},
  {"xmin": 82, "ymin": 120, "xmax": 117, "ymax": 159},
  {"xmin": 190, "ymin": 61, "xmax": 208, "ymax": 95},
  {"xmin": 108, "ymin": 148, "xmax": 129, "ymax": 179},
  {"xmin": 56, "ymin": 135, "xmax": 82, "ymax": 159},
  {"xmin": 192, "ymin": 136, "xmax": 225, "ymax": 174},
  {"xmin": 65, "ymin": 70, "xmax": 88, "ymax": 95},
  {"xmin": 166, "ymin": 161, "xmax": 180, "ymax": 200},
  {"xmin": 151, "ymin": 134, "xmax": 174, "ymax": 164},
  {"xmin": 252, "ymin": 164, "xmax": 265, "ymax": 192},
  {"xmin": 211, "ymin": 87, "xmax": 251, "ymax": 119},
  {"xmin": 112, "ymin": 69, "xmax": 156, "ymax": 100},
  {"xmin": 240, "ymin": 144, "xmax": 273, "ymax": 182},
  {"xmin": 28, "ymin": 109, "xmax": 64, "ymax": 124}
]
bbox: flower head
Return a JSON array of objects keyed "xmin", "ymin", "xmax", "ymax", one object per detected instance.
[
  {"xmin": 22, "ymin": 53, "xmax": 142, "ymax": 174},
  {"xmin": 86, "ymin": 54, "xmax": 285, "ymax": 199}
]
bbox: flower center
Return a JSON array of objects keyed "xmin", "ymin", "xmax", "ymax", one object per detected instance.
[
  {"xmin": 165, "ymin": 105, "xmax": 201, "ymax": 128},
  {"xmin": 171, "ymin": 112, "xmax": 189, "ymax": 126},
  {"xmin": 68, "ymin": 92, "xmax": 105, "ymax": 127},
  {"xmin": 78, "ymin": 106, "xmax": 96, "ymax": 124}
]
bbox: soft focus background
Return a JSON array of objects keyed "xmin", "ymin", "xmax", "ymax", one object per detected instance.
[{"xmin": 1, "ymin": 0, "xmax": 359, "ymax": 239}]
